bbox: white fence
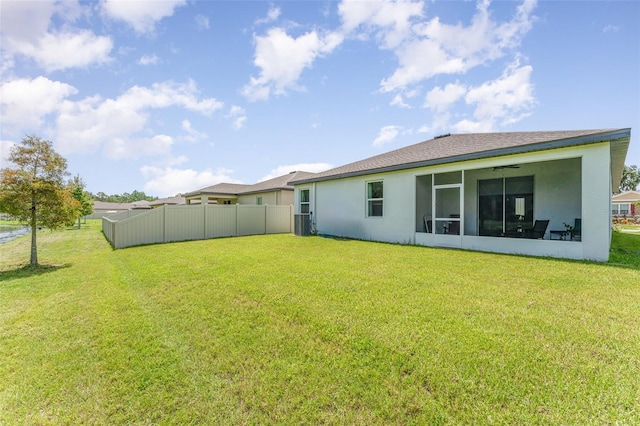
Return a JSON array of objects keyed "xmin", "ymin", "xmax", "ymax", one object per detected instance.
[{"xmin": 102, "ymin": 204, "xmax": 294, "ymax": 249}]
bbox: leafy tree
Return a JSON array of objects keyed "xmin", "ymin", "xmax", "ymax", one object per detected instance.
[
  {"xmin": 70, "ymin": 175, "xmax": 94, "ymax": 228},
  {"xmin": 88, "ymin": 190, "xmax": 158, "ymax": 203},
  {"xmin": 0, "ymin": 135, "xmax": 81, "ymax": 266},
  {"xmin": 619, "ymin": 165, "xmax": 640, "ymax": 192}
]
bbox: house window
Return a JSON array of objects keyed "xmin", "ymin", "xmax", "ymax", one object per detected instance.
[
  {"xmin": 300, "ymin": 189, "xmax": 310, "ymax": 214},
  {"xmin": 612, "ymin": 203, "xmax": 630, "ymax": 215},
  {"xmin": 223, "ymin": 200, "xmax": 232, "ymax": 205},
  {"xmin": 479, "ymin": 176, "xmax": 534, "ymax": 236},
  {"xmin": 367, "ymin": 181, "xmax": 383, "ymax": 217},
  {"xmin": 257, "ymin": 197, "xmax": 263, "ymax": 205}
]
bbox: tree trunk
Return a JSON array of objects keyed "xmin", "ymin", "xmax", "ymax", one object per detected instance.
[{"xmin": 30, "ymin": 201, "xmax": 38, "ymax": 266}]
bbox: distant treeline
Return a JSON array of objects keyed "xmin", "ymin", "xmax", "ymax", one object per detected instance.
[{"xmin": 90, "ymin": 190, "xmax": 158, "ymax": 203}]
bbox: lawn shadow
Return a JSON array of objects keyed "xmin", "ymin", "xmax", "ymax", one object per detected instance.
[{"xmin": 0, "ymin": 263, "xmax": 72, "ymax": 282}]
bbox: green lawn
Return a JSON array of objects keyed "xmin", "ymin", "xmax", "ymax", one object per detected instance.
[{"xmin": 1, "ymin": 222, "xmax": 639, "ymax": 424}]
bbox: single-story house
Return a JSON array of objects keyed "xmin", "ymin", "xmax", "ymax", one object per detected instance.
[
  {"xmin": 86, "ymin": 200, "xmax": 152, "ymax": 219},
  {"xmin": 292, "ymin": 129, "xmax": 631, "ymax": 261},
  {"xmin": 612, "ymin": 190, "xmax": 639, "ymax": 217},
  {"xmin": 185, "ymin": 171, "xmax": 316, "ymax": 206},
  {"xmin": 149, "ymin": 196, "xmax": 186, "ymax": 208}
]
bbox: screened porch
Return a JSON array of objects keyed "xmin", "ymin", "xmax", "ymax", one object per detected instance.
[{"xmin": 414, "ymin": 157, "xmax": 582, "ymax": 242}]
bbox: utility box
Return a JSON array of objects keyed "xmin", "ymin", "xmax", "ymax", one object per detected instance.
[{"xmin": 294, "ymin": 214, "xmax": 311, "ymax": 236}]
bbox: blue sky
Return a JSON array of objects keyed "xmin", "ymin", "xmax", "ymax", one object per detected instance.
[{"xmin": 1, "ymin": 0, "xmax": 638, "ymax": 197}]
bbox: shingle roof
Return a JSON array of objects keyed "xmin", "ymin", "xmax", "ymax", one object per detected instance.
[
  {"xmin": 186, "ymin": 183, "xmax": 250, "ymax": 197},
  {"xmin": 185, "ymin": 171, "xmax": 317, "ymax": 197},
  {"xmin": 241, "ymin": 171, "xmax": 317, "ymax": 195},
  {"xmin": 149, "ymin": 196, "xmax": 186, "ymax": 206},
  {"xmin": 612, "ymin": 190, "xmax": 640, "ymax": 202},
  {"xmin": 292, "ymin": 129, "xmax": 631, "ymax": 186},
  {"xmin": 93, "ymin": 201, "xmax": 133, "ymax": 211}
]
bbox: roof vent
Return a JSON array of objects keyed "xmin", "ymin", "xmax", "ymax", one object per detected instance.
[{"xmin": 434, "ymin": 133, "xmax": 451, "ymax": 139}]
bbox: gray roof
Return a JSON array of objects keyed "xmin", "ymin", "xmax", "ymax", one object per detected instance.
[
  {"xmin": 241, "ymin": 171, "xmax": 317, "ymax": 195},
  {"xmin": 149, "ymin": 196, "xmax": 186, "ymax": 206},
  {"xmin": 185, "ymin": 171, "xmax": 317, "ymax": 197},
  {"xmin": 93, "ymin": 201, "xmax": 133, "ymax": 211},
  {"xmin": 292, "ymin": 129, "xmax": 631, "ymax": 190},
  {"xmin": 185, "ymin": 183, "xmax": 250, "ymax": 197}
]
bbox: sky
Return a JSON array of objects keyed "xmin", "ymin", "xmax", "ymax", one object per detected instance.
[{"xmin": 1, "ymin": 0, "xmax": 638, "ymax": 198}]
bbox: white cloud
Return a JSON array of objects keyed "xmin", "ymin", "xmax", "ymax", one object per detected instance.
[
  {"xmin": 452, "ymin": 118, "xmax": 494, "ymax": 133},
  {"xmin": 103, "ymin": 134, "xmax": 175, "ymax": 160},
  {"xmin": 0, "ymin": 140, "xmax": 17, "ymax": 166},
  {"xmin": 424, "ymin": 82, "xmax": 467, "ymax": 112},
  {"xmin": 418, "ymin": 111, "xmax": 452, "ymax": 135},
  {"xmin": 380, "ymin": 0, "xmax": 537, "ymax": 92},
  {"xmin": 419, "ymin": 60, "xmax": 535, "ymax": 134},
  {"xmin": 259, "ymin": 163, "xmax": 333, "ymax": 181},
  {"xmin": 0, "ymin": 76, "xmax": 78, "ymax": 132},
  {"xmin": 339, "ymin": 0, "xmax": 424, "ymax": 49},
  {"xmin": 603, "ymin": 25, "xmax": 619, "ymax": 33},
  {"xmin": 195, "ymin": 14, "xmax": 210, "ymax": 30},
  {"xmin": 139, "ymin": 54, "xmax": 159, "ymax": 65},
  {"xmin": 0, "ymin": 1, "xmax": 56, "ymax": 44},
  {"xmin": 390, "ymin": 93, "xmax": 412, "ymax": 108},
  {"xmin": 0, "ymin": 1, "xmax": 113, "ymax": 72},
  {"xmin": 100, "ymin": 0, "xmax": 187, "ymax": 34},
  {"xmin": 226, "ymin": 106, "xmax": 247, "ymax": 129},
  {"xmin": 419, "ymin": 59, "xmax": 536, "ymax": 133},
  {"xmin": 242, "ymin": 27, "xmax": 344, "ymax": 101},
  {"xmin": 373, "ymin": 125, "xmax": 403, "ymax": 147},
  {"xmin": 21, "ymin": 31, "xmax": 113, "ymax": 72},
  {"xmin": 181, "ymin": 119, "xmax": 208, "ymax": 142},
  {"xmin": 117, "ymin": 80, "xmax": 223, "ymax": 114},
  {"xmin": 255, "ymin": 6, "xmax": 281, "ymax": 25},
  {"xmin": 55, "ymin": 80, "xmax": 223, "ymax": 157},
  {"xmin": 141, "ymin": 166, "xmax": 242, "ymax": 197},
  {"xmin": 463, "ymin": 60, "xmax": 535, "ymax": 126}
]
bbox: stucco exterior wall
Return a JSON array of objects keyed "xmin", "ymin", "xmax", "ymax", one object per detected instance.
[
  {"xmin": 237, "ymin": 190, "xmax": 293, "ymax": 206},
  {"xmin": 296, "ymin": 142, "xmax": 614, "ymax": 261}
]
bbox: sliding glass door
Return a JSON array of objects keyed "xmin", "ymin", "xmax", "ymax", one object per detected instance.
[{"xmin": 479, "ymin": 176, "xmax": 533, "ymax": 237}]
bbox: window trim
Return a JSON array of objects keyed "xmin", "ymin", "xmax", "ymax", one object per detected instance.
[
  {"xmin": 612, "ymin": 203, "xmax": 631, "ymax": 215},
  {"xmin": 299, "ymin": 189, "xmax": 310, "ymax": 214},
  {"xmin": 366, "ymin": 180, "xmax": 384, "ymax": 218}
]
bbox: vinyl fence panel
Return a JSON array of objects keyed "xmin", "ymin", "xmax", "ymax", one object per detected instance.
[
  {"xmin": 103, "ymin": 204, "xmax": 293, "ymax": 249},
  {"xmin": 238, "ymin": 205, "xmax": 266, "ymax": 236},
  {"xmin": 206, "ymin": 205, "xmax": 237, "ymax": 238},
  {"xmin": 165, "ymin": 205, "xmax": 205, "ymax": 243},
  {"xmin": 114, "ymin": 208, "xmax": 164, "ymax": 249},
  {"xmin": 266, "ymin": 205, "xmax": 294, "ymax": 234}
]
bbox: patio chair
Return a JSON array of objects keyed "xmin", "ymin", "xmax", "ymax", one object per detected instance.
[
  {"xmin": 423, "ymin": 215, "xmax": 432, "ymax": 233},
  {"xmin": 444, "ymin": 214, "xmax": 460, "ymax": 235},
  {"xmin": 524, "ymin": 219, "xmax": 549, "ymax": 239},
  {"xmin": 573, "ymin": 218, "xmax": 581, "ymax": 241}
]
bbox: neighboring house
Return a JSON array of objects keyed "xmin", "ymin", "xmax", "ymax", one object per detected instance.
[
  {"xmin": 185, "ymin": 171, "xmax": 316, "ymax": 206},
  {"xmin": 91, "ymin": 201, "xmax": 134, "ymax": 215},
  {"xmin": 86, "ymin": 201, "xmax": 139, "ymax": 219},
  {"xmin": 292, "ymin": 129, "xmax": 631, "ymax": 261},
  {"xmin": 131, "ymin": 200, "xmax": 152, "ymax": 210},
  {"xmin": 149, "ymin": 196, "xmax": 186, "ymax": 208},
  {"xmin": 612, "ymin": 190, "xmax": 639, "ymax": 217}
]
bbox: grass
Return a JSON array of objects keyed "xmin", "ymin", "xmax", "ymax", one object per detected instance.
[{"xmin": 1, "ymin": 221, "xmax": 639, "ymax": 424}]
